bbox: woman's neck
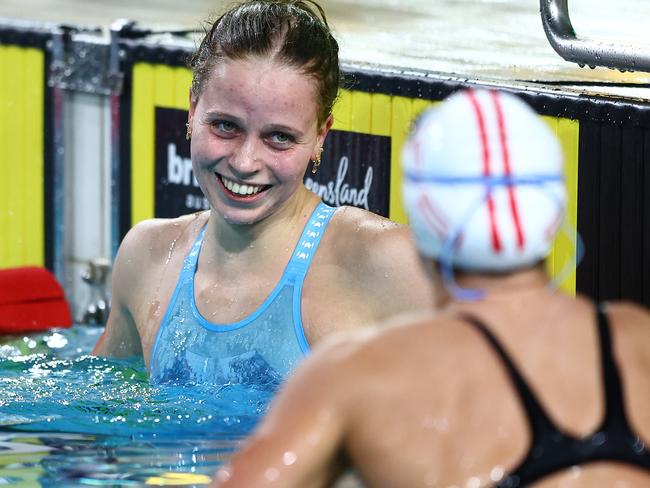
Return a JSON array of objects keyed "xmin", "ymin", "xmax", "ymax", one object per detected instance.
[
  {"xmin": 204, "ymin": 186, "xmax": 320, "ymax": 264},
  {"xmin": 448, "ymin": 264, "xmax": 552, "ymax": 304}
]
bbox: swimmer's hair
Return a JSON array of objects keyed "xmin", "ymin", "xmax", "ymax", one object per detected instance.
[{"xmin": 189, "ymin": 0, "xmax": 341, "ymax": 125}]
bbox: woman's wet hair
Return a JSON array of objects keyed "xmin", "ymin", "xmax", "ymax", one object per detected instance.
[{"xmin": 189, "ymin": 0, "xmax": 340, "ymax": 125}]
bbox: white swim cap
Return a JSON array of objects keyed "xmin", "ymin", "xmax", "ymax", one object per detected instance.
[{"xmin": 402, "ymin": 89, "xmax": 566, "ymax": 272}]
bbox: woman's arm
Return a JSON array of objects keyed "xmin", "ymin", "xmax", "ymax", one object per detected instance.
[
  {"xmin": 92, "ymin": 222, "xmax": 152, "ymax": 358},
  {"xmin": 212, "ymin": 336, "xmax": 356, "ymax": 487}
]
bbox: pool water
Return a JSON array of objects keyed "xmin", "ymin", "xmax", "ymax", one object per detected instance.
[
  {"xmin": 0, "ymin": 432, "xmax": 234, "ymax": 487},
  {"xmin": 0, "ymin": 326, "xmax": 275, "ymax": 487}
]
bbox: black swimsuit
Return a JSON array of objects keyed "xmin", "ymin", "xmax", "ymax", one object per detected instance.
[{"xmin": 463, "ymin": 307, "xmax": 650, "ymax": 487}]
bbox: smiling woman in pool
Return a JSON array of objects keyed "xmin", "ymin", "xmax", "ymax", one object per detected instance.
[{"xmin": 93, "ymin": 0, "xmax": 435, "ymax": 386}]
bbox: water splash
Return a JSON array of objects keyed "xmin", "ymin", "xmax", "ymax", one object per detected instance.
[
  {"xmin": 0, "ymin": 326, "xmax": 276, "ymax": 486},
  {"xmin": 0, "ymin": 354, "xmax": 269, "ymax": 438}
]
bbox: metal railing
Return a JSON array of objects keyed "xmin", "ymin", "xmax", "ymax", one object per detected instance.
[{"xmin": 540, "ymin": 0, "xmax": 650, "ymax": 73}]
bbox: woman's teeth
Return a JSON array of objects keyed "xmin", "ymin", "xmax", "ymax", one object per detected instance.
[{"xmin": 220, "ymin": 176, "xmax": 263, "ymax": 196}]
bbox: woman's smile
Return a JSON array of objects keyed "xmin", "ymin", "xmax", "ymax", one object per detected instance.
[{"xmin": 215, "ymin": 173, "xmax": 271, "ymax": 203}]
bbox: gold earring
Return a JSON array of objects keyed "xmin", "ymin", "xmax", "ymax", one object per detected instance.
[
  {"xmin": 311, "ymin": 147, "xmax": 323, "ymax": 174},
  {"xmin": 185, "ymin": 122, "xmax": 192, "ymax": 141}
]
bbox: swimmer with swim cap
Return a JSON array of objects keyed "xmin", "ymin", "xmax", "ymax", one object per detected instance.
[
  {"xmin": 402, "ymin": 88, "xmax": 567, "ymax": 295},
  {"xmin": 212, "ymin": 88, "xmax": 650, "ymax": 487}
]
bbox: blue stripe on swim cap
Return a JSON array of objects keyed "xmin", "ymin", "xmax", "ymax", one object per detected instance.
[{"xmin": 404, "ymin": 173, "xmax": 564, "ymax": 186}]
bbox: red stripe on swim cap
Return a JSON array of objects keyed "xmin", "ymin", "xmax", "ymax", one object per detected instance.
[
  {"xmin": 466, "ymin": 90, "xmax": 502, "ymax": 253},
  {"xmin": 417, "ymin": 193, "xmax": 448, "ymax": 239},
  {"xmin": 491, "ymin": 91, "xmax": 525, "ymax": 250}
]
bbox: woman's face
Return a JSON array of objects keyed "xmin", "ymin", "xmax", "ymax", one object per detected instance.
[{"xmin": 189, "ymin": 57, "xmax": 332, "ymax": 225}]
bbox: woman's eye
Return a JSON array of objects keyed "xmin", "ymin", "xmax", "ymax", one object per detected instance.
[
  {"xmin": 213, "ymin": 121, "xmax": 239, "ymax": 135},
  {"xmin": 270, "ymin": 133, "xmax": 293, "ymax": 146}
]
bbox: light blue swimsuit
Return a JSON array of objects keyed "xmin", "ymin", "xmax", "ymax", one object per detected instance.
[{"xmin": 149, "ymin": 202, "xmax": 336, "ymax": 388}]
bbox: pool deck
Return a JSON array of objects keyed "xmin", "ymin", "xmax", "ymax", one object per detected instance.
[{"xmin": 1, "ymin": 0, "xmax": 650, "ymax": 98}]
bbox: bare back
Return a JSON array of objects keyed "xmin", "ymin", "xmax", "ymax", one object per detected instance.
[
  {"xmin": 216, "ymin": 280, "xmax": 650, "ymax": 488},
  {"xmin": 340, "ymin": 293, "xmax": 650, "ymax": 487}
]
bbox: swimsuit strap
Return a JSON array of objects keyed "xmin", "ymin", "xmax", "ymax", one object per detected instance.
[
  {"xmin": 461, "ymin": 314, "xmax": 558, "ymax": 441},
  {"xmin": 180, "ymin": 225, "xmax": 207, "ymax": 282},
  {"xmin": 595, "ymin": 306, "xmax": 650, "ymax": 468},
  {"xmin": 462, "ymin": 313, "xmax": 573, "ymax": 488},
  {"xmin": 596, "ymin": 305, "xmax": 630, "ymax": 431},
  {"xmin": 285, "ymin": 201, "xmax": 337, "ymax": 281},
  {"xmin": 465, "ymin": 307, "xmax": 650, "ymax": 487},
  {"xmin": 180, "ymin": 202, "xmax": 335, "ymax": 283}
]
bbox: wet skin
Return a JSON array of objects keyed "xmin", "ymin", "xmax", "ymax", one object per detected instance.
[{"xmin": 212, "ymin": 267, "xmax": 650, "ymax": 488}]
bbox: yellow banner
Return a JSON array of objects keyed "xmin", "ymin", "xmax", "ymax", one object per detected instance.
[{"xmin": 0, "ymin": 45, "xmax": 45, "ymax": 269}]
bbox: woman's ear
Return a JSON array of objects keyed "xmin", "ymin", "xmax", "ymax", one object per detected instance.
[
  {"xmin": 317, "ymin": 114, "xmax": 334, "ymax": 147},
  {"xmin": 188, "ymin": 87, "xmax": 197, "ymax": 126}
]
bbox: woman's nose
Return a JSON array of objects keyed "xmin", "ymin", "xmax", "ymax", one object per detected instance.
[{"xmin": 229, "ymin": 138, "xmax": 262, "ymax": 176}]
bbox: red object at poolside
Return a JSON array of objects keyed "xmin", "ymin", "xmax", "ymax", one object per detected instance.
[{"xmin": 0, "ymin": 266, "xmax": 72, "ymax": 334}]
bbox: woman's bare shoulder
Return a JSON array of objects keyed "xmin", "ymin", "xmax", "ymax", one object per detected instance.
[
  {"xmin": 309, "ymin": 312, "xmax": 497, "ymax": 400},
  {"xmin": 326, "ymin": 206, "xmax": 436, "ymax": 312},
  {"xmin": 603, "ymin": 300, "xmax": 650, "ymax": 346},
  {"xmin": 111, "ymin": 212, "xmax": 208, "ymax": 302},
  {"xmin": 328, "ymin": 206, "xmax": 415, "ymax": 266},
  {"xmin": 330, "ymin": 205, "xmax": 400, "ymax": 233},
  {"xmin": 117, "ymin": 213, "xmax": 208, "ymax": 264},
  {"xmin": 605, "ymin": 300, "xmax": 650, "ymax": 322}
]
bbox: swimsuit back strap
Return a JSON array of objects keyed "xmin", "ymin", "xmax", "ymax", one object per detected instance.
[
  {"xmin": 461, "ymin": 313, "xmax": 558, "ymax": 441},
  {"xmin": 593, "ymin": 305, "xmax": 650, "ymax": 467},
  {"xmin": 285, "ymin": 202, "xmax": 337, "ymax": 281},
  {"xmin": 596, "ymin": 305, "xmax": 631, "ymax": 431}
]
